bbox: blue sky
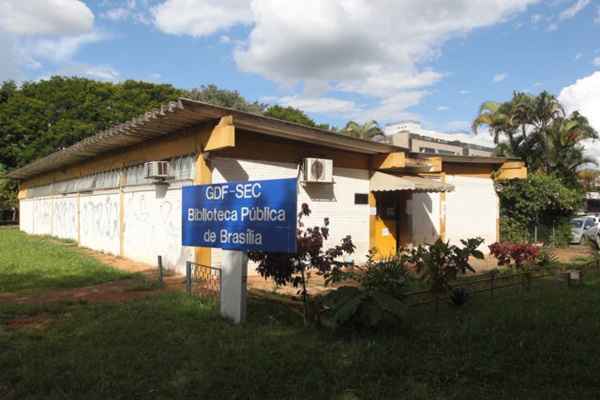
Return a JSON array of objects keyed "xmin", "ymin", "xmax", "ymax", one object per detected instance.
[{"xmin": 1, "ymin": 0, "xmax": 600, "ymax": 149}]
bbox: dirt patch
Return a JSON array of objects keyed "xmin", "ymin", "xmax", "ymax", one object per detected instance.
[{"xmin": 5, "ymin": 313, "xmax": 53, "ymax": 331}]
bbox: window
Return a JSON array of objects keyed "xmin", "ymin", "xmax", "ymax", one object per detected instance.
[
  {"xmin": 354, "ymin": 193, "xmax": 369, "ymax": 205},
  {"xmin": 437, "ymin": 149, "xmax": 458, "ymax": 155},
  {"xmin": 419, "ymin": 147, "xmax": 436, "ymax": 154}
]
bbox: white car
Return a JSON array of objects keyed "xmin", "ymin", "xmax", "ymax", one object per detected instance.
[{"xmin": 571, "ymin": 216, "xmax": 599, "ymax": 245}]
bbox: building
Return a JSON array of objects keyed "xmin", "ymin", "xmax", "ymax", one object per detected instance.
[
  {"xmin": 384, "ymin": 121, "xmax": 495, "ymax": 157},
  {"xmin": 9, "ymin": 99, "xmax": 526, "ymax": 275}
]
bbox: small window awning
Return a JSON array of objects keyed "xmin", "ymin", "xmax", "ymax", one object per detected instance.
[{"xmin": 370, "ymin": 172, "xmax": 454, "ymax": 193}]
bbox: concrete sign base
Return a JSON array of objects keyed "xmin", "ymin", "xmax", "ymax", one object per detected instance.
[{"xmin": 220, "ymin": 250, "xmax": 248, "ymax": 324}]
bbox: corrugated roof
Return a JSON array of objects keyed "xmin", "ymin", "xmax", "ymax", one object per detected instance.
[
  {"xmin": 370, "ymin": 172, "xmax": 454, "ymax": 193},
  {"xmin": 8, "ymin": 98, "xmax": 400, "ymax": 180}
]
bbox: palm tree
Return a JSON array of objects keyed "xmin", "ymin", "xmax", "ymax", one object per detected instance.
[
  {"xmin": 472, "ymin": 91, "xmax": 598, "ymax": 183},
  {"xmin": 341, "ymin": 120, "xmax": 383, "ymax": 140}
]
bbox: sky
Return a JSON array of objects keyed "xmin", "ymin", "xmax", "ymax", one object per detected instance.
[{"xmin": 1, "ymin": 0, "xmax": 600, "ymax": 157}]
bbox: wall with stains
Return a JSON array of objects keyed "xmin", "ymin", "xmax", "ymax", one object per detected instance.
[
  {"xmin": 123, "ymin": 183, "xmax": 193, "ymax": 274},
  {"xmin": 79, "ymin": 192, "xmax": 120, "ymax": 255},
  {"xmin": 52, "ymin": 196, "xmax": 78, "ymax": 241},
  {"xmin": 19, "ymin": 155, "xmax": 195, "ymax": 274}
]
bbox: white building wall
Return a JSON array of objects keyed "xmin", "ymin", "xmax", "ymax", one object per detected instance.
[
  {"xmin": 52, "ymin": 196, "xmax": 78, "ymax": 241},
  {"xmin": 211, "ymin": 157, "xmax": 371, "ymax": 272},
  {"xmin": 31, "ymin": 197, "xmax": 53, "ymax": 236},
  {"xmin": 79, "ymin": 191, "xmax": 120, "ymax": 255},
  {"xmin": 445, "ymin": 175, "xmax": 498, "ymax": 251},
  {"xmin": 123, "ymin": 183, "xmax": 193, "ymax": 274},
  {"xmin": 410, "ymin": 192, "xmax": 441, "ymax": 245}
]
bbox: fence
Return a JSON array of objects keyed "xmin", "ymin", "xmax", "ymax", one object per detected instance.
[
  {"xmin": 185, "ymin": 261, "xmax": 222, "ymax": 303},
  {"xmin": 404, "ymin": 267, "xmax": 581, "ymax": 310}
]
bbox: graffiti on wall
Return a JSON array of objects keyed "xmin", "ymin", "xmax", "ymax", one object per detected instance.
[
  {"xmin": 80, "ymin": 195, "xmax": 120, "ymax": 252},
  {"xmin": 124, "ymin": 190, "xmax": 185, "ymax": 269},
  {"xmin": 52, "ymin": 198, "xmax": 78, "ymax": 240}
]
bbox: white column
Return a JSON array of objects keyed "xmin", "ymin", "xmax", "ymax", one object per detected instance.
[{"xmin": 220, "ymin": 250, "xmax": 248, "ymax": 324}]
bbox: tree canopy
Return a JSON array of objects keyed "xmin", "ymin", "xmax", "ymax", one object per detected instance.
[
  {"xmin": 184, "ymin": 84, "xmax": 266, "ymax": 114},
  {"xmin": 0, "ymin": 77, "xmax": 183, "ymax": 171},
  {"xmin": 472, "ymin": 91, "xmax": 598, "ymax": 186},
  {"xmin": 341, "ymin": 120, "xmax": 383, "ymax": 140}
]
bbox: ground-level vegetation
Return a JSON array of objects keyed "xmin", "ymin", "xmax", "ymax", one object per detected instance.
[
  {"xmin": 2, "ymin": 229, "xmax": 600, "ymax": 399},
  {"xmin": 0, "ymin": 227, "xmax": 130, "ymax": 293}
]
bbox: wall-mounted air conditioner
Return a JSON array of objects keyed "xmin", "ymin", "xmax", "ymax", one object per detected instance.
[
  {"xmin": 144, "ymin": 161, "xmax": 171, "ymax": 180},
  {"xmin": 302, "ymin": 158, "xmax": 333, "ymax": 183}
]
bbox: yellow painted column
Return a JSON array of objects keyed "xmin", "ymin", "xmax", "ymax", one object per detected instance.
[
  {"xmin": 194, "ymin": 153, "xmax": 212, "ymax": 266},
  {"xmin": 368, "ymin": 192, "xmax": 377, "ymax": 254}
]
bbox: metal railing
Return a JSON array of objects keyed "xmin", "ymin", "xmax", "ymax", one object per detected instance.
[{"xmin": 185, "ymin": 261, "xmax": 222, "ymax": 303}]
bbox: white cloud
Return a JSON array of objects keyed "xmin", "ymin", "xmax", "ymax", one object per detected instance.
[
  {"xmin": 0, "ymin": 0, "xmax": 94, "ymax": 36},
  {"xmin": 559, "ymin": 71, "xmax": 600, "ymax": 161},
  {"xmin": 102, "ymin": 7, "xmax": 131, "ymax": 21},
  {"xmin": 359, "ymin": 91, "xmax": 428, "ymax": 122},
  {"xmin": 546, "ymin": 23, "xmax": 558, "ymax": 31},
  {"xmin": 531, "ymin": 13, "xmax": 543, "ymax": 23},
  {"xmin": 152, "ymin": 0, "xmax": 537, "ymax": 120},
  {"xmin": 152, "ymin": 0, "xmax": 252, "ymax": 37},
  {"xmin": 559, "ymin": 0, "xmax": 591, "ymax": 20},
  {"xmin": 38, "ymin": 63, "xmax": 121, "ymax": 82},
  {"xmin": 593, "ymin": 56, "xmax": 600, "ymax": 67},
  {"xmin": 595, "ymin": 6, "xmax": 600, "ymax": 23},
  {"xmin": 493, "ymin": 73, "xmax": 507, "ymax": 83},
  {"xmin": 437, "ymin": 106, "xmax": 449, "ymax": 111},
  {"xmin": 446, "ymin": 120, "xmax": 471, "ymax": 131},
  {"xmin": 25, "ymin": 31, "xmax": 109, "ymax": 63},
  {"xmin": 575, "ymin": 52, "xmax": 583, "ymax": 60},
  {"xmin": 459, "ymin": 89, "xmax": 470, "ymax": 95},
  {"xmin": 275, "ymin": 96, "xmax": 357, "ymax": 114}
]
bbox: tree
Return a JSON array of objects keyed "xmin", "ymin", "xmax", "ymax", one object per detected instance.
[
  {"xmin": 0, "ymin": 76, "xmax": 182, "ymax": 170},
  {"xmin": 497, "ymin": 173, "xmax": 583, "ymax": 245},
  {"xmin": 341, "ymin": 120, "xmax": 383, "ymax": 140},
  {"xmin": 264, "ymin": 105, "xmax": 317, "ymax": 127},
  {"xmin": 184, "ymin": 84, "xmax": 266, "ymax": 114},
  {"xmin": 472, "ymin": 91, "xmax": 598, "ymax": 185}
]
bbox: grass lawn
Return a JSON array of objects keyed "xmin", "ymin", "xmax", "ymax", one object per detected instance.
[
  {"xmin": 0, "ymin": 227, "xmax": 131, "ymax": 293},
  {"xmin": 2, "ymin": 230, "xmax": 600, "ymax": 399}
]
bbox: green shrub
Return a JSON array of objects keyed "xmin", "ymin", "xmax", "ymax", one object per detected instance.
[{"xmin": 318, "ymin": 253, "xmax": 409, "ymax": 329}]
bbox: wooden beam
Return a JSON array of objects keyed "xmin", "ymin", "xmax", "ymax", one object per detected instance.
[
  {"xmin": 370, "ymin": 152, "xmax": 406, "ymax": 170},
  {"xmin": 205, "ymin": 115, "xmax": 235, "ymax": 152},
  {"xmin": 496, "ymin": 161, "xmax": 527, "ymax": 180}
]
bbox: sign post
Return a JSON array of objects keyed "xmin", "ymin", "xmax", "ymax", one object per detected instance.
[{"xmin": 182, "ymin": 178, "xmax": 297, "ymax": 323}]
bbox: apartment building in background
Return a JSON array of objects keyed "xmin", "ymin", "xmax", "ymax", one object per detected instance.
[{"xmin": 383, "ymin": 121, "xmax": 495, "ymax": 157}]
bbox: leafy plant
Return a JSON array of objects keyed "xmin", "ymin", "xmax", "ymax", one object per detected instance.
[
  {"xmin": 449, "ymin": 287, "xmax": 470, "ymax": 306},
  {"xmin": 248, "ymin": 203, "xmax": 355, "ymax": 323},
  {"xmin": 489, "ymin": 242, "xmax": 540, "ymax": 270},
  {"xmin": 407, "ymin": 238, "xmax": 484, "ymax": 295},
  {"xmin": 318, "ymin": 253, "xmax": 409, "ymax": 329},
  {"xmin": 318, "ymin": 286, "xmax": 406, "ymax": 330}
]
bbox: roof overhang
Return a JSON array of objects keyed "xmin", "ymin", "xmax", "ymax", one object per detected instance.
[
  {"xmin": 370, "ymin": 171, "xmax": 454, "ymax": 193},
  {"xmin": 411, "ymin": 152, "xmax": 512, "ymax": 165},
  {"xmin": 8, "ymin": 98, "xmax": 401, "ymax": 180}
]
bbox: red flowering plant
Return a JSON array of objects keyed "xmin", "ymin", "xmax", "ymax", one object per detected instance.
[
  {"xmin": 249, "ymin": 203, "xmax": 355, "ymax": 323},
  {"xmin": 488, "ymin": 242, "xmax": 540, "ymax": 270}
]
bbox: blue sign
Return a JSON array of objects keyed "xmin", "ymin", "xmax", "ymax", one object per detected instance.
[{"xmin": 182, "ymin": 178, "xmax": 297, "ymax": 253}]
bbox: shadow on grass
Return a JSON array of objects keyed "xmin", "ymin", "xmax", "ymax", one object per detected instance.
[{"xmin": 2, "ymin": 273, "xmax": 600, "ymax": 400}]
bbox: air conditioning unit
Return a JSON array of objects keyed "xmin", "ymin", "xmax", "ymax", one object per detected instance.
[
  {"xmin": 303, "ymin": 158, "xmax": 333, "ymax": 183},
  {"xmin": 144, "ymin": 161, "xmax": 170, "ymax": 180}
]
